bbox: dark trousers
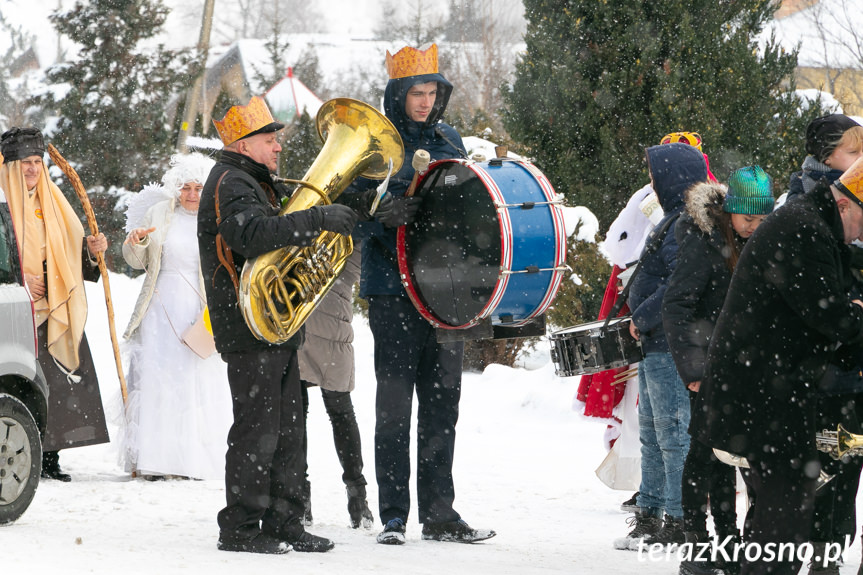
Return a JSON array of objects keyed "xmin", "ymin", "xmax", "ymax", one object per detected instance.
[
  {"xmin": 741, "ymin": 447, "xmax": 817, "ymax": 575},
  {"xmin": 811, "ymin": 393, "xmax": 863, "ymax": 545},
  {"xmin": 683, "ymin": 393, "xmax": 738, "ymax": 536},
  {"xmin": 368, "ymin": 294, "xmax": 463, "ymax": 525},
  {"xmin": 301, "ymin": 384, "xmax": 366, "ymax": 487},
  {"xmin": 682, "ymin": 437, "xmax": 738, "ymax": 535},
  {"xmin": 217, "ymin": 347, "xmax": 306, "ymax": 540}
]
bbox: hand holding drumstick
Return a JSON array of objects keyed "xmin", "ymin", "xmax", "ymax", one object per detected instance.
[{"xmin": 405, "ymin": 149, "xmax": 431, "ymax": 197}]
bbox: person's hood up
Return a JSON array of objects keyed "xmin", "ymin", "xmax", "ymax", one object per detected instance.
[
  {"xmin": 646, "ymin": 143, "xmax": 708, "ymax": 214},
  {"xmin": 383, "ymin": 72, "xmax": 453, "ymax": 134}
]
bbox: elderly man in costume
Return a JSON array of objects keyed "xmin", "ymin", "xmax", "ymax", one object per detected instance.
[
  {"xmin": 697, "ymin": 158, "xmax": 863, "ymax": 575},
  {"xmin": 198, "ymin": 95, "xmax": 373, "ymax": 554},
  {"xmin": 345, "ymin": 44, "xmax": 496, "ymax": 545},
  {"xmin": 0, "ymin": 127, "xmax": 110, "ymax": 482}
]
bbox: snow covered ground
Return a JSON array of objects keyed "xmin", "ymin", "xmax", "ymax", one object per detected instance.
[{"xmin": 4, "ymin": 272, "xmax": 863, "ymax": 574}]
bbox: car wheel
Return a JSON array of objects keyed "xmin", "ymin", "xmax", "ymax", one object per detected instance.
[{"xmin": 0, "ymin": 393, "xmax": 41, "ymax": 525}]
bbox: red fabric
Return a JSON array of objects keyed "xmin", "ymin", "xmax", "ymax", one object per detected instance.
[
  {"xmin": 576, "ymin": 265, "xmax": 631, "ymax": 419},
  {"xmin": 704, "ymin": 152, "xmax": 718, "ymax": 183}
]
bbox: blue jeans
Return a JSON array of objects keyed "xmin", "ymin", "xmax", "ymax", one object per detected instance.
[{"xmin": 636, "ymin": 351, "xmax": 691, "ymax": 519}]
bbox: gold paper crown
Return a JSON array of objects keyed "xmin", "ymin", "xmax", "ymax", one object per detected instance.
[
  {"xmin": 836, "ymin": 156, "xmax": 863, "ymax": 205},
  {"xmin": 386, "ymin": 44, "xmax": 438, "ymax": 79},
  {"xmin": 213, "ymin": 96, "xmax": 277, "ymax": 146},
  {"xmin": 661, "ymin": 131, "xmax": 703, "ymax": 152}
]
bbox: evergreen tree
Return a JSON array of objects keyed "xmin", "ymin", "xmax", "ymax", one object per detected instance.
[
  {"xmin": 373, "ymin": 0, "xmax": 446, "ymax": 46},
  {"xmin": 293, "ymin": 46, "xmax": 325, "ymax": 98},
  {"xmin": 38, "ymin": 0, "xmax": 190, "ymax": 192},
  {"xmin": 0, "ymin": 11, "xmax": 39, "ymax": 129},
  {"xmin": 279, "ymin": 111, "xmax": 321, "ymax": 182},
  {"xmin": 36, "ymin": 0, "xmax": 191, "ymax": 271},
  {"xmin": 443, "ymin": 0, "xmax": 481, "ymax": 42},
  {"xmin": 502, "ymin": 0, "xmax": 822, "ymax": 231},
  {"xmin": 251, "ymin": 20, "xmax": 290, "ymax": 91}
]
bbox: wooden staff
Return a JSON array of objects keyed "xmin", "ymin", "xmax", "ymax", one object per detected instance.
[{"xmin": 47, "ymin": 144, "xmax": 128, "ymax": 404}]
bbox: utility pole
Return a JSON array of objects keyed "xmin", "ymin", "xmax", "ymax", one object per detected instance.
[{"xmin": 176, "ymin": 0, "xmax": 216, "ymax": 152}]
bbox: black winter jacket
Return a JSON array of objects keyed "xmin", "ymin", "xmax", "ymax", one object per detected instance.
[
  {"xmin": 697, "ymin": 181, "xmax": 863, "ymax": 462},
  {"xmin": 197, "ymin": 151, "xmax": 324, "ymax": 353},
  {"xmin": 663, "ymin": 182, "xmax": 743, "ymax": 386},
  {"xmin": 346, "ymin": 71, "xmax": 465, "ymax": 298}
]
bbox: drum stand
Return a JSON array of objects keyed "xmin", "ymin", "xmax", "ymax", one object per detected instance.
[{"xmin": 434, "ymin": 315, "xmax": 547, "ymax": 343}]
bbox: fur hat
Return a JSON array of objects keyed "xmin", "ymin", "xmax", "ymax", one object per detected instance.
[
  {"xmin": 806, "ymin": 114, "xmax": 859, "ymax": 162},
  {"xmin": 723, "ymin": 166, "xmax": 774, "ymax": 215},
  {"xmin": 0, "ymin": 127, "xmax": 45, "ymax": 163}
]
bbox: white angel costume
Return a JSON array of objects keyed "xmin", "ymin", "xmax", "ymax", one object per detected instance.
[{"xmin": 120, "ymin": 154, "xmax": 232, "ymax": 480}]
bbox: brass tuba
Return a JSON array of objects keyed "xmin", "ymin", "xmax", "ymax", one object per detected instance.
[
  {"xmin": 239, "ymin": 98, "xmax": 404, "ymax": 344},
  {"xmin": 816, "ymin": 423, "xmax": 863, "ymax": 459},
  {"xmin": 713, "ymin": 448, "xmax": 836, "ymax": 490}
]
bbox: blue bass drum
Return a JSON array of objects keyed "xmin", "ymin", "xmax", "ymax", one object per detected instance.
[{"xmin": 397, "ymin": 158, "xmax": 567, "ymax": 330}]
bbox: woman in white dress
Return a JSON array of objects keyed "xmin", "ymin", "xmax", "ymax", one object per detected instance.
[{"xmin": 121, "ymin": 152, "xmax": 233, "ymax": 480}]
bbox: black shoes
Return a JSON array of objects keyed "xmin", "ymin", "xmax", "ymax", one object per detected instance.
[
  {"xmin": 376, "ymin": 517, "xmax": 496, "ymax": 545},
  {"xmin": 347, "ymin": 484, "xmax": 374, "ymax": 529},
  {"xmin": 285, "ymin": 531, "xmax": 334, "ymax": 553},
  {"xmin": 613, "ymin": 511, "xmax": 663, "ymax": 550},
  {"xmin": 218, "ymin": 529, "xmax": 332, "ymax": 554},
  {"xmin": 620, "ymin": 491, "xmax": 640, "ymax": 513},
  {"xmin": 421, "ymin": 519, "xmax": 496, "ymax": 543},
  {"xmin": 217, "ymin": 532, "xmax": 291, "ymax": 554},
  {"xmin": 808, "ymin": 542, "xmax": 841, "ymax": 575},
  {"xmin": 377, "ymin": 518, "xmax": 406, "ymax": 545},
  {"xmin": 649, "ymin": 514, "xmax": 686, "ymax": 547},
  {"xmin": 41, "ymin": 451, "xmax": 71, "ymax": 482}
]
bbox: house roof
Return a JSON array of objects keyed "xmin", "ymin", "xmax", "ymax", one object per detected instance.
[{"xmin": 265, "ymin": 68, "xmax": 323, "ymax": 123}]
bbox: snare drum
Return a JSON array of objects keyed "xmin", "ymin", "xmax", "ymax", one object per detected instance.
[
  {"xmin": 396, "ymin": 158, "xmax": 566, "ymax": 330},
  {"xmin": 549, "ymin": 317, "xmax": 643, "ymax": 377}
]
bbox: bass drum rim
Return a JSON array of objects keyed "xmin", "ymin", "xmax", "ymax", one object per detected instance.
[{"xmin": 397, "ymin": 158, "xmax": 566, "ymax": 330}]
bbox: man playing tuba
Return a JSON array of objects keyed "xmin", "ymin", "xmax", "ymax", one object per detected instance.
[{"xmin": 198, "ymin": 96, "xmax": 368, "ymax": 555}]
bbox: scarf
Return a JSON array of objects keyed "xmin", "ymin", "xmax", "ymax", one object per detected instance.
[{"xmin": 0, "ymin": 159, "xmax": 88, "ymax": 371}]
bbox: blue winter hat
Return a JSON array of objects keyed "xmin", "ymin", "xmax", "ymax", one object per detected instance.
[{"xmin": 723, "ymin": 166, "xmax": 774, "ymax": 215}]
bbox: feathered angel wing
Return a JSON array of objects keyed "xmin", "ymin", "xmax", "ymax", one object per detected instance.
[{"xmin": 124, "ymin": 183, "xmax": 172, "ymax": 233}]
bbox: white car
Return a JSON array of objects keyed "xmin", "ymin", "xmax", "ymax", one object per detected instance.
[{"xmin": 0, "ymin": 201, "xmax": 48, "ymax": 525}]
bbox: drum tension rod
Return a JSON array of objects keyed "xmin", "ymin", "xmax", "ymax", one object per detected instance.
[
  {"xmin": 494, "ymin": 200, "xmax": 564, "ymax": 209},
  {"xmin": 503, "ymin": 265, "xmax": 569, "ymax": 275}
]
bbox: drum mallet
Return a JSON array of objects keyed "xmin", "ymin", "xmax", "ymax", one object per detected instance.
[{"xmin": 405, "ymin": 149, "xmax": 431, "ymax": 197}]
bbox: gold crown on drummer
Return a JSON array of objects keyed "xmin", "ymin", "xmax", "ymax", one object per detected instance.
[
  {"xmin": 386, "ymin": 44, "xmax": 438, "ymax": 79},
  {"xmin": 837, "ymin": 156, "xmax": 863, "ymax": 204},
  {"xmin": 213, "ymin": 96, "xmax": 276, "ymax": 146}
]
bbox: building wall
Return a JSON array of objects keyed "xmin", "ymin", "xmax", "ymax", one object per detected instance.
[
  {"xmin": 776, "ymin": 0, "xmax": 818, "ymax": 19},
  {"xmin": 796, "ymin": 66, "xmax": 863, "ymax": 116}
]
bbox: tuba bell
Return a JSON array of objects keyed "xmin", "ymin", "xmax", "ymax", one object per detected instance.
[
  {"xmin": 239, "ymin": 98, "xmax": 404, "ymax": 344},
  {"xmin": 816, "ymin": 423, "xmax": 863, "ymax": 459}
]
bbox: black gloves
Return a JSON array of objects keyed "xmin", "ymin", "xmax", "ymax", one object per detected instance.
[
  {"xmin": 377, "ymin": 196, "xmax": 423, "ymax": 228},
  {"xmin": 373, "ymin": 192, "xmax": 394, "ymax": 221},
  {"xmin": 337, "ymin": 189, "xmax": 395, "ymax": 221},
  {"xmin": 308, "ymin": 204, "xmax": 359, "ymax": 236}
]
